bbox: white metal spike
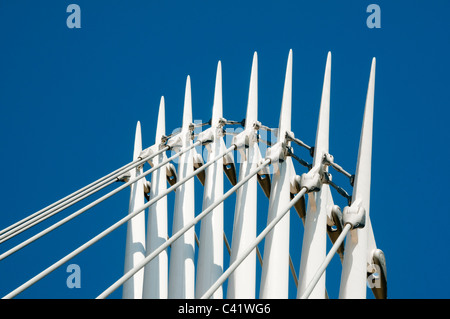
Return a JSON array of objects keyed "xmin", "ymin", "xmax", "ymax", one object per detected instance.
[
  {"xmin": 227, "ymin": 52, "xmax": 260, "ymax": 298},
  {"xmin": 168, "ymin": 77, "xmax": 196, "ymax": 298},
  {"xmin": 211, "ymin": 61, "xmax": 223, "ymax": 127},
  {"xmin": 123, "ymin": 121, "xmax": 146, "ymax": 299},
  {"xmin": 245, "ymin": 52, "xmax": 258, "ymax": 130},
  {"xmin": 363, "ymin": 58, "xmax": 386, "ymax": 299},
  {"xmin": 278, "ymin": 50, "xmax": 293, "ymax": 142},
  {"xmin": 339, "ymin": 58, "xmax": 376, "ymax": 299},
  {"xmin": 143, "ymin": 97, "xmax": 168, "ymax": 298},
  {"xmin": 196, "ymin": 62, "xmax": 225, "ymax": 299},
  {"xmin": 182, "ymin": 75, "xmax": 193, "ymax": 130},
  {"xmin": 260, "ymin": 50, "xmax": 293, "ymax": 298},
  {"xmin": 297, "ymin": 51, "xmax": 332, "ymax": 299}
]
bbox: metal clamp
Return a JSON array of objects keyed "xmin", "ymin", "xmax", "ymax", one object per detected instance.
[
  {"xmin": 265, "ymin": 141, "xmax": 287, "ymax": 174},
  {"xmin": 196, "ymin": 127, "xmax": 215, "ymax": 146},
  {"xmin": 342, "ymin": 199, "xmax": 366, "ymax": 229},
  {"xmin": 231, "ymin": 128, "xmax": 258, "ymax": 161},
  {"xmin": 299, "ymin": 164, "xmax": 322, "ymax": 193}
]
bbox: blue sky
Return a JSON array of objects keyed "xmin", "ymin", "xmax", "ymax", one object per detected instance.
[{"xmin": 0, "ymin": 1, "xmax": 449, "ymax": 299}]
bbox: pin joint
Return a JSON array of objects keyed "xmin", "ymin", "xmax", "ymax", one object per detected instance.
[
  {"xmin": 300, "ymin": 165, "xmax": 322, "ymax": 193},
  {"xmin": 343, "ymin": 200, "xmax": 366, "ymax": 230}
]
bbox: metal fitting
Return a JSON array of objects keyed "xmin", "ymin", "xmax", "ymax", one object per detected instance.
[
  {"xmin": 166, "ymin": 163, "xmax": 178, "ymax": 187},
  {"xmin": 231, "ymin": 129, "xmax": 258, "ymax": 161},
  {"xmin": 232, "ymin": 130, "xmax": 250, "ymax": 150},
  {"xmin": 253, "ymin": 121, "xmax": 261, "ymax": 130},
  {"xmin": 166, "ymin": 130, "xmax": 193, "ymax": 151},
  {"xmin": 342, "ymin": 200, "xmax": 366, "ymax": 229},
  {"xmin": 160, "ymin": 134, "xmax": 169, "ymax": 146},
  {"xmin": 265, "ymin": 141, "xmax": 287, "ymax": 167},
  {"xmin": 300, "ymin": 167, "xmax": 322, "ymax": 193},
  {"xmin": 218, "ymin": 117, "xmax": 227, "ymax": 128},
  {"xmin": 285, "ymin": 130, "xmax": 313, "ymax": 154},
  {"xmin": 196, "ymin": 127, "xmax": 215, "ymax": 146},
  {"xmin": 232, "ymin": 131, "xmax": 249, "ymax": 161},
  {"xmin": 285, "ymin": 130, "xmax": 295, "ymax": 141},
  {"xmin": 322, "ymin": 153, "xmax": 334, "ymax": 166},
  {"xmin": 166, "ymin": 135, "xmax": 182, "ymax": 150},
  {"xmin": 265, "ymin": 142, "xmax": 288, "ymax": 175},
  {"xmin": 143, "ymin": 180, "xmax": 151, "ymax": 194},
  {"xmin": 369, "ymin": 248, "xmax": 387, "ymax": 299},
  {"xmin": 290, "ymin": 175, "xmax": 302, "ymax": 194},
  {"xmin": 138, "ymin": 146, "xmax": 154, "ymax": 161}
]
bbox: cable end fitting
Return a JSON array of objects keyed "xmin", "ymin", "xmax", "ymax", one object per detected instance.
[
  {"xmin": 300, "ymin": 167, "xmax": 322, "ymax": 193},
  {"xmin": 343, "ymin": 201, "xmax": 366, "ymax": 230},
  {"xmin": 138, "ymin": 146, "xmax": 156, "ymax": 166},
  {"xmin": 197, "ymin": 127, "xmax": 215, "ymax": 146},
  {"xmin": 231, "ymin": 130, "xmax": 251, "ymax": 160},
  {"xmin": 265, "ymin": 141, "xmax": 287, "ymax": 173},
  {"xmin": 322, "ymin": 153, "xmax": 334, "ymax": 166},
  {"xmin": 166, "ymin": 134, "xmax": 183, "ymax": 151}
]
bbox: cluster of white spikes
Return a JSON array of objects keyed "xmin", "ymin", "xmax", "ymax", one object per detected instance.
[
  {"xmin": 119, "ymin": 50, "xmax": 386, "ymax": 299},
  {"xmin": 0, "ymin": 50, "xmax": 386, "ymax": 299}
]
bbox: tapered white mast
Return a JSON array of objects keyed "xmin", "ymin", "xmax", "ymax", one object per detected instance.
[
  {"xmin": 143, "ymin": 97, "xmax": 169, "ymax": 298},
  {"xmin": 297, "ymin": 52, "xmax": 332, "ymax": 299},
  {"xmin": 168, "ymin": 76, "xmax": 196, "ymax": 298},
  {"xmin": 195, "ymin": 62, "xmax": 225, "ymax": 299},
  {"xmin": 227, "ymin": 52, "xmax": 262, "ymax": 298},
  {"xmin": 123, "ymin": 121, "xmax": 146, "ymax": 299},
  {"xmin": 260, "ymin": 50, "xmax": 293, "ymax": 298},
  {"xmin": 339, "ymin": 58, "xmax": 376, "ymax": 299}
]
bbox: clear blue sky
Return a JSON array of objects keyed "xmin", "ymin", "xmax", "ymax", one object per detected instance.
[{"xmin": 0, "ymin": 1, "xmax": 449, "ymax": 299}]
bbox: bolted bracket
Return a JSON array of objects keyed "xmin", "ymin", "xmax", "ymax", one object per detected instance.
[
  {"xmin": 299, "ymin": 164, "xmax": 322, "ymax": 193},
  {"xmin": 326, "ymin": 204, "xmax": 345, "ymax": 261},
  {"xmin": 368, "ymin": 248, "xmax": 388, "ymax": 299},
  {"xmin": 143, "ymin": 179, "xmax": 151, "ymax": 194},
  {"xmin": 342, "ymin": 199, "xmax": 366, "ymax": 229},
  {"xmin": 166, "ymin": 129, "xmax": 194, "ymax": 152},
  {"xmin": 322, "ymin": 153, "xmax": 335, "ymax": 166},
  {"xmin": 166, "ymin": 163, "xmax": 178, "ymax": 187},
  {"xmin": 231, "ymin": 130, "xmax": 250, "ymax": 160},
  {"xmin": 265, "ymin": 141, "xmax": 287, "ymax": 174},
  {"xmin": 138, "ymin": 146, "xmax": 155, "ymax": 166},
  {"xmin": 217, "ymin": 117, "xmax": 227, "ymax": 128},
  {"xmin": 196, "ymin": 127, "xmax": 215, "ymax": 147},
  {"xmin": 231, "ymin": 127, "xmax": 258, "ymax": 161},
  {"xmin": 193, "ymin": 151, "xmax": 206, "ymax": 186}
]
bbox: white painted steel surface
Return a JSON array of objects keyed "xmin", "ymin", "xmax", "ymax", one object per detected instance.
[
  {"xmin": 297, "ymin": 52, "xmax": 332, "ymax": 299},
  {"xmin": 143, "ymin": 97, "xmax": 169, "ymax": 298},
  {"xmin": 123, "ymin": 121, "xmax": 146, "ymax": 299},
  {"xmin": 196, "ymin": 62, "xmax": 225, "ymax": 299},
  {"xmin": 168, "ymin": 76, "xmax": 196, "ymax": 298},
  {"xmin": 260, "ymin": 50, "xmax": 293, "ymax": 299},
  {"xmin": 339, "ymin": 58, "xmax": 376, "ymax": 299},
  {"xmin": 227, "ymin": 52, "xmax": 261, "ymax": 298}
]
